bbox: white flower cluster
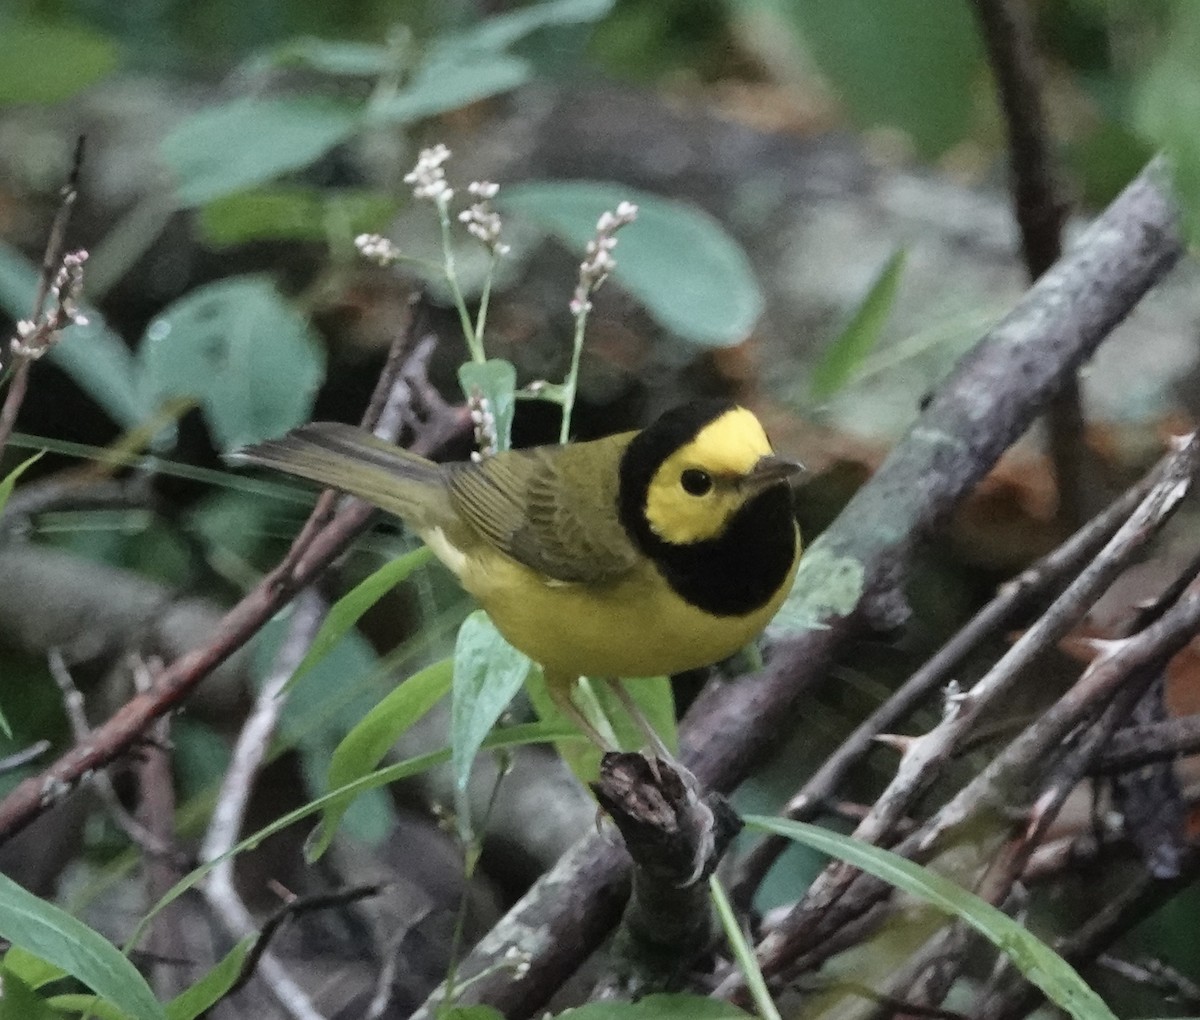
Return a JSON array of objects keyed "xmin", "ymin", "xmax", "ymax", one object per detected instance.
[
  {"xmin": 468, "ymin": 390, "xmax": 498, "ymax": 461},
  {"xmin": 354, "ymin": 233, "xmax": 402, "ymax": 266},
  {"xmin": 458, "ymin": 180, "xmax": 509, "ymax": 256},
  {"xmin": 403, "ymin": 143, "xmax": 453, "ymax": 204},
  {"xmin": 10, "ymin": 249, "xmax": 89, "ymax": 360},
  {"xmin": 569, "ymin": 201, "xmax": 638, "ymax": 317}
]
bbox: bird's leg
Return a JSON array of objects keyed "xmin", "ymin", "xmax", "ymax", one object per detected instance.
[
  {"xmin": 545, "ymin": 672, "xmax": 620, "ymax": 750},
  {"xmin": 603, "ymin": 678, "xmax": 675, "ymax": 763}
]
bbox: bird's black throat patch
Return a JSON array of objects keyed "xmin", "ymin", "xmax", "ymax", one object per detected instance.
[
  {"xmin": 643, "ymin": 486, "xmax": 797, "ymax": 616},
  {"xmin": 617, "ymin": 402, "xmax": 797, "ymax": 617}
]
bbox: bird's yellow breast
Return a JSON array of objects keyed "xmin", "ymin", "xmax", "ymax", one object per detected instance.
[{"xmin": 455, "ymin": 533, "xmax": 801, "ymax": 679}]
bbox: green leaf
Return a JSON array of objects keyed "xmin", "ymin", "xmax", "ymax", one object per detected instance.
[
  {"xmin": 810, "ymin": 250, "xmax": 906, "ymax": 400},
  {"xmin": 43, "ymin": 994, "xmax": 133, "ymax": 1020},
  {"xmin": 524, "ymin": 672, "xmax": 675, "ymax": 782},
  {"xmin": 0, "ymin": 870, "xmax": 164, "ymax": 1020},
  {"xmin": 368, "ymin": 53, "xmax": 531, "ymax": 124},
  {"xmin": 500, "ymin": 182, "xmax": 763, "ymax": 347},
  {"xmin": 2, "ymin": 945, "xmax": 66, "ymax": 990},
  {"xmin": 164, "ymin": 936, "xmax": 255, "ymax": 1020},
  {"xmin": 162, "ymin": 98, "xmax": 362, "ymax": 207},
  {"xmin": 0, "ymin": 970, "xmax": 58, "ymax": 1020},
  {"xmin": 439, "ymin": 0, "xmax": 615, "ymax": 54},
  {"xmin": 557, "ymin": 994, "xmax": 752, "ymax": 1018},
  {"xmin": 306, "ymin": 656, "xmax": 453, "ymax": 861},
  {"xmin": 250, "ymin": 37, "xmax": 395, "ymax": 77},
  {"xmin": 198, "ymin": 187, "xmax": 398, "ymax": 247},
  {"xmin": 745, "ymin": 817, "xmax": 1117, "ymax": 1020},
  {"xmin": 452, "ymin": 612, "xmax": 533, "ymax": 838},
  {"xmin": 0, "ymin": 17, "xmax": 118, "ymax": 104},
  {"xmin": 709, "ymin": 877, "xmax": 779, "ymax": 1020},
  {"xmin": 1135, "ymin": 4, "xmax": 1200, "ymax": 243},
  {"xmin": 287, "ymin": 547, "xmax": 434, "ymax": 693},
  {"xmin": 0, "ymin": 452, "xmax": 42, "ymax": 519},
  {"xmin": 733, "ymin": 0, "xmax": 982, "ymax": 157},
  {"xmin": 458, "ymin": 359, "xmax": 517, "ymax": 453},
  {"xmin": 139, "ymin": 275, "xmax": 325, "ymax": 450},
  {"xmin": 438, "ymin": 1008, "xmax": 507, "ymax": 1020},
  {"xmin": 0, "ymin": 243, "xmax": 148, "ymax": 428}
]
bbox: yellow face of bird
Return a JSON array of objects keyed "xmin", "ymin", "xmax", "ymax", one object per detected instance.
[{"xmin": 642, "ymin": 406, "xmax": 780, "ymax": 545}]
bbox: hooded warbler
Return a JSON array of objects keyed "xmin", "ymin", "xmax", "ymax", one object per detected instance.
[{"xmin": 239, "ymin": 400, "xmax": 803, "ymax": 744}]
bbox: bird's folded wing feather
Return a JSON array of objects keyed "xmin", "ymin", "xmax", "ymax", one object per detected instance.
[{"xmin": 447, "ymin": 440, "xmax": 639, "ymax": 584}]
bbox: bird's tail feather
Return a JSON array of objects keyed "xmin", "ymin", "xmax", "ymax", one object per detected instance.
[{"xmin": 233, "ymin": 422, "xmax": 450, "ymax": 525}]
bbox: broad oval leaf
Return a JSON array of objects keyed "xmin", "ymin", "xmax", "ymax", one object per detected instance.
[
  {"xmin": 140, "ymin": 275, "xmax": 325, "ymax": 450},
  {"xmin": 452, "ymin": 612, "xmax": 533, "ymax": 838},
  {"xmin": 0, "ymin": 17, "xmax": 118, "ymax": 104},
  {"xmin": 306, "ymin": 656, "xmax": 454, "ymax": 862},
  {"xmin": 162, "ymin": 98, "xmax": 362, "ymax": 207},
  {"xmin": 368, "ymin": 53, "xmax": 530, "ymax": 125},
  {"xmin": 0, "ymin": 870, "xmax": 164, "ymax": 1020},
  {"xmin": 745, "ymin": 816, "xmax": 1117, "ymax": 1020},
  {"xmin": 738, "ymin": 0, "xmax": 981, "ymax": 157},
  {"xmin": 438, "ymin": 0, "xmax": 615, "ymax": 54},
  {"xmin": 500, "ymin": 182, "xmax": 763, "ymax": 348},
  {"xmin": 198, "ymin": 186, "xmax": 397, "ymax": 247}
]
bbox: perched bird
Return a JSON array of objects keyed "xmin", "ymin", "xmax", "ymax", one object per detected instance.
[{"xmin": 238, "ymin": 400, "xmax": 803, "ymax": 747}]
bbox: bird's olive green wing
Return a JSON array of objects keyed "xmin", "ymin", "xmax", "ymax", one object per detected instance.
[{"xmin": 446, "ymin": 434, "xmax": 640, "ymax": 583}]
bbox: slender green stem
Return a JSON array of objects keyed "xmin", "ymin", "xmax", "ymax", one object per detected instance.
[
  {"xmin": 710, "ymin": 874, "xmax": 782, "ymax": 1020},
  {"xmin": 557, "ymin": 306, "xmax": 589, "ymax": 444},
  {"xmin": 474, "ymin": 252, "xmax": 497, "ymax": 344},
  {"xmin": 437, "ymin": 197, "xmax": 485, "ymax": 363},
  {"xmin": 442, "ymin": 751, "xmax": 511, "ymax": 1010}
]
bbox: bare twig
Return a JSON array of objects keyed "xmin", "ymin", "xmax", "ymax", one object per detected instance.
[
  {"xmin": 1096, "ymin": 953, "xmax": 1200, "ymax": 1010},
  {"xmin": 976, "ymin": 844, "xmax": 1200, "ymax": 1020},
  {"xmin": 744, "ymin": 430, "xmax": 1200, "ymax": 985},
  {"xmin": 729, "ymin": 463, "xmax": 1161, "ymax": 906},
  {"xmin": 970, "ymin": 0, "xmax": 1086, "ymax": 526},
  {"xmin": 47, "ymin": 648, "xmax": 180, "ymax": 862},
  {"xmin": 0, "ymin": 742, "xmax": 51, "ymax": 773},
  {"xmin": 225, "ymin": 884, "xmax": 383, "ymax": 1000},
  {"xmin": 588, "ymin": 754, "xmax": 741, "ymax": 1000},
  {"xmin": 1095, "ymin": 713, "xmax": 1200, "ymax": 773},
  {"xmin": 0, "ymin": 136, "xmax": 86, "ymax": 459},
  {"xmin": 0, "ymin": 342, "xmax": 468, "ymax": 843},
  {"xmin": 198, "ymin": 308, "xmax": 445, "ymax": 1020},
  {"xmin": 200, "ymin": 590, "xmax": 330, "ymax": 1020},
  {"xmin": 130, "ymin": 657, "xmax": 187, "ymax": 1000}
]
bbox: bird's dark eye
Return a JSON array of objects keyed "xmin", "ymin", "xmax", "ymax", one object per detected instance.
[{"xmin": 680, "ymin": 468, "xmax": 713, "ymax": 496}]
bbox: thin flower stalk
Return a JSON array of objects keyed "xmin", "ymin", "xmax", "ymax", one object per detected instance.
[{"xmin": 558, "ymin": 201, "xmax": 638, "ymax": 444}]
